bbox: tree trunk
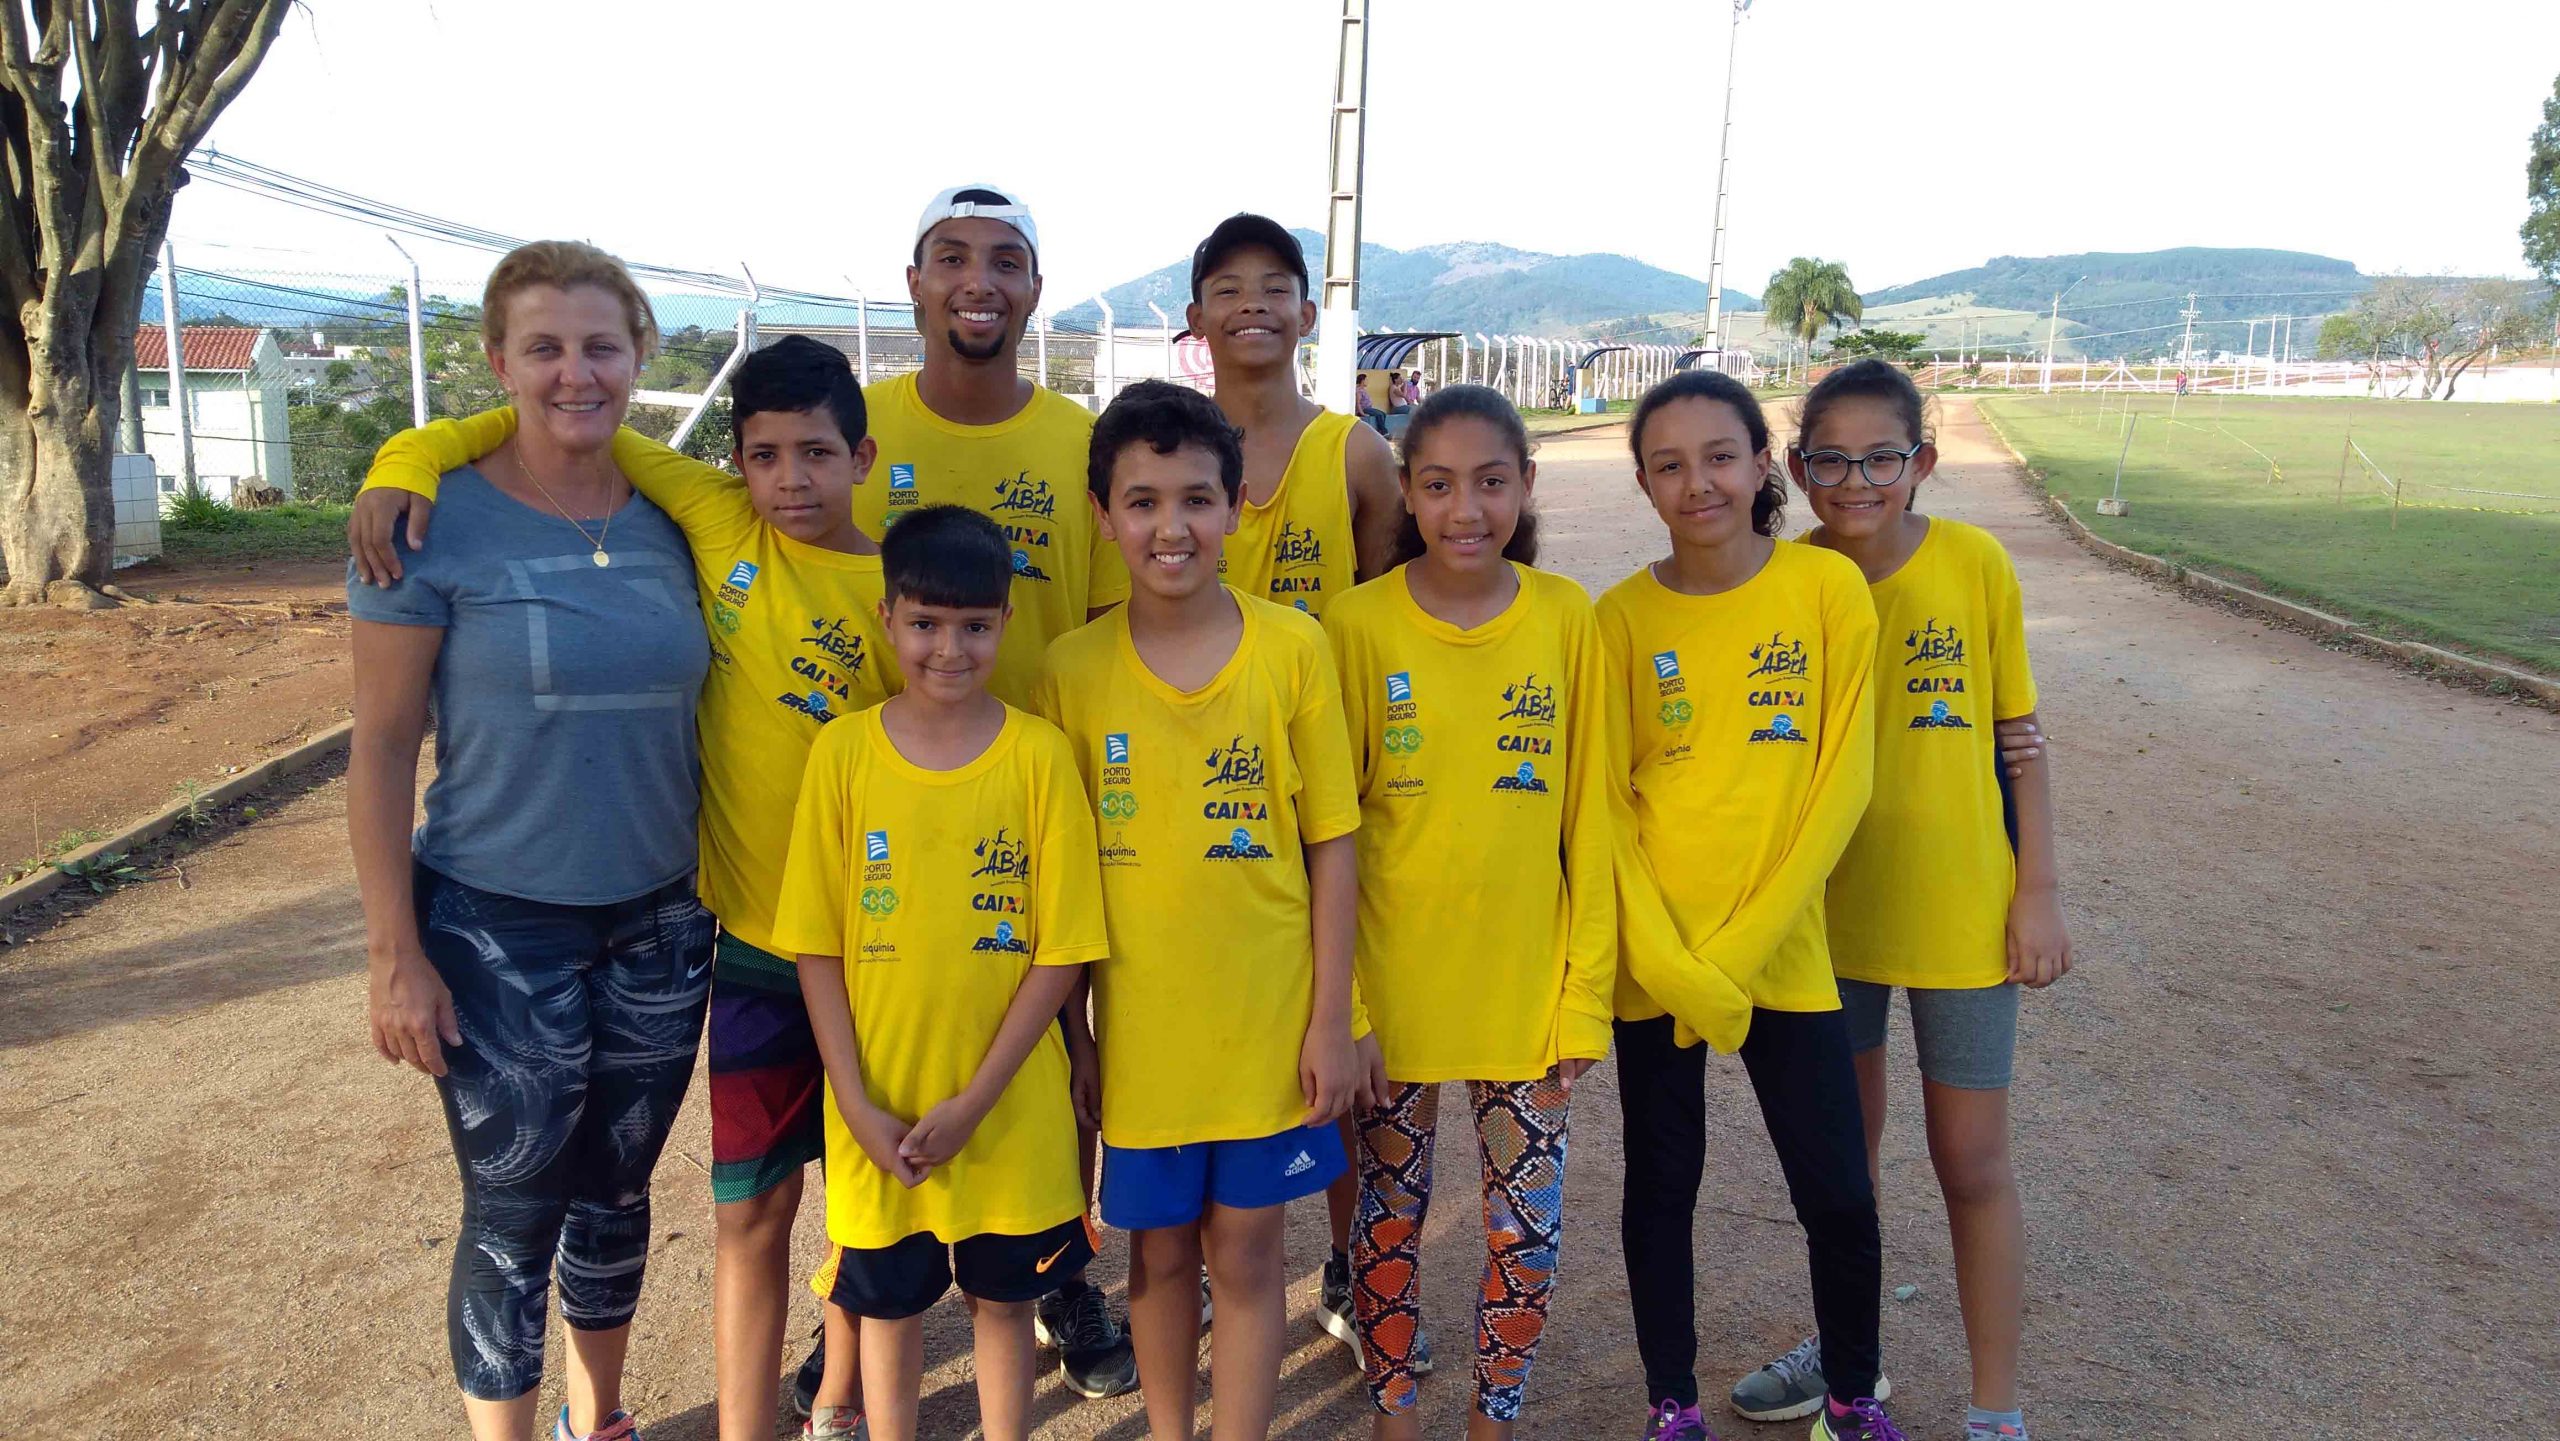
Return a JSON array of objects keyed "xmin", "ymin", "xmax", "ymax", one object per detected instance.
[{"xmin": 0, "ymin": 359, "xmax": 113, "ymax": 606}]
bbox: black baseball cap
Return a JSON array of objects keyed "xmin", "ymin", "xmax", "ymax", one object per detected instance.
[{"xmin": 1190, "ymin": 214, "xmax": 1309, "ymax": 303}]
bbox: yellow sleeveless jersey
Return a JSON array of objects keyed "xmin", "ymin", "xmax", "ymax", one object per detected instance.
[{"xmin": 1223, "ymin": 409, "xmax": 1359, "ymax": 617}]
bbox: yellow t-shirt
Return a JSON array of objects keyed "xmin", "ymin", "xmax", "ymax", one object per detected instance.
[
  {"xmin": 1031, "ymin": 591, "xmax": 1363, "ymax": 1148},
  {"xmin": 1598, "ymin": 542, "xmax": 1878, "ymax": 1052},
  {"xmin": 769, "ymin": 705, "xmax": 1107, "ymax": 1248},
  {"xmin": 1827, "ymin": 519, "xmax": 2037, "ymax": 990},
  {"xmin": 1223, "ymin": 409, "xmax": 1359, "ymax": 617},
  {"xmin": 1322, "ymin": 564, "xmax": 1617, "ymax": 1083},
  {"xmin": 856, "ymin": 373, "xmax": 1129, "ymax": 706},
  {"xmin": 361, "ymin": 412, "xmax": 902, "ymax": 953}
]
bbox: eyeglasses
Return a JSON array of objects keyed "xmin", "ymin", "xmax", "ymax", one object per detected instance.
[{"xmin": 1795, "ymin": 442, "xmax": 1925, "ymax": 488}]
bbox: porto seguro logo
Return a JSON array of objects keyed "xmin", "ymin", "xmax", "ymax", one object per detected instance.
[
  {"xmin": 888, "ymin": 464, "xmax": 917, "ymax": 491},
  {"xmin": 865, "ymin": 830, "xmax": 890, "ymax": 864},
  {"xmin": 1653, "ymin": 649, "xmax": 1687, "ymax": 698},
  {"xmin": 860, "ymin": 828, "xmax": 897, "ymax": 917},
  {"xmin": 1385, "ymin": 671, "xmax": 1414, "ymax": 704},
  {"xmin": 1104, "ymin": 732, "xmax": 1131, "ymax": 765}
]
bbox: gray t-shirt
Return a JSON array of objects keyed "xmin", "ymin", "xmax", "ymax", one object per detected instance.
[{"xmin": 347, "ymin": 466, "xmax": 709, "ymax": 905}]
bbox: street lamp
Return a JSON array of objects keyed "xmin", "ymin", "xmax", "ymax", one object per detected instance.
[
  {"xmin": 2039, "ymin": 274, "xmax": 2086, "ymax": 394},
  {"xmin": 1702, "ymin": 0, "xmax": 1751, "ymax": 361}
]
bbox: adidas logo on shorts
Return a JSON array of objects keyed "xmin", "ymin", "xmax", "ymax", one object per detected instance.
[{"xmin": 1283, "ymin": 1150, "xmax": 1316, "ymax": 1178}]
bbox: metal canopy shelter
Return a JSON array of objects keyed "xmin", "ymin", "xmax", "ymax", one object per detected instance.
[
  {"xmin": 1573, "ymin": 345, "xmax": 1630, "ymax": 371},
  {"xmin": 1355, "ymin": 332, "xmax": 1458, "ymax": 372}
]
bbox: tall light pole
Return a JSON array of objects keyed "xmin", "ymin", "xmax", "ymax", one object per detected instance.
[
  {"xmin": 2038, "ymin": 274, "xmax": 2085, "ymax": 394},
  {"xmin": 1702, "ymin": 0, "xmax": 1752, "ymax": 361},
  {"xmin": 1316, "ymin": 0, "xmax": 1370, "ymax": 415}
]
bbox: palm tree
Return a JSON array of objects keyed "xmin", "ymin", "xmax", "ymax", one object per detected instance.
[{"xmin": 1762, "ymin": 258, "xmax": 1863, "ymax": 349}]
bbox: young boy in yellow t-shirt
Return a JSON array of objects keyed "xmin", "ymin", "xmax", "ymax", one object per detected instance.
[
  {"xmin": 773, "ymin": 504, "xmax": 1108, "ymax": 1441},
  {"xmin": 352, "ymin": 337, "xmax": 900, "ymax": 1440},
  {"xmin": 1031, "ymin": 380, "xmax": 1372, "ymax": 1441}
]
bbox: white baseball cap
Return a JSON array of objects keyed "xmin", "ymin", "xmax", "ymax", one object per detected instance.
[{"xmin": 913, "ymin": 184, "xmax": 1039, "ymax": 265}]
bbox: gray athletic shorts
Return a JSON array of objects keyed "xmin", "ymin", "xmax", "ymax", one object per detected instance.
[{"xmin": 1838, "ymin": 978, "xmax": 2018, "ymax": 1090}]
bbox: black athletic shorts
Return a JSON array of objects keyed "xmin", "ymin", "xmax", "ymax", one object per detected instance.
[{"xmin": 828, "ymin": 1215, "xmax": 1095, "ymax": 1320}]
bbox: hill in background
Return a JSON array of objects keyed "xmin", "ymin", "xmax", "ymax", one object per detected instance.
[
  {"xmin": 1053, "ymin": 227, "xmax": 1750, "ymax": 338},
  {"xmin": 1862, "ymin": 248, "xmax": 2370, "ymax": 359}
]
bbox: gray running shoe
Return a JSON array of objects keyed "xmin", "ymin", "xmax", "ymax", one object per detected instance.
[
  {"xmin": 1730, "ymin": 1336, "xmax": 1892, "ymax": 1422},
  {"xmin": 1317, "ymin": 1255, "xmax": 1433, "ymax": 1374},
  {"xmin": 1035, "ymin": 1285, "xmax": 1138, "ymax": 1399}
]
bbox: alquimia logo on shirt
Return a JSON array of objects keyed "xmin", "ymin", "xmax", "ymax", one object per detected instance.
[{"xmin": 1385, "ymin": 671, "xmax": 1414, "ymax": 704}]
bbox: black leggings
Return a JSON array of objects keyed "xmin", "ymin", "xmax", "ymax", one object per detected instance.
[
  {"xmin": 416, "ymin": 864, "xmax": 714, "ymax": 1400},
  {"xmin": 1615, "ymin": 1009, "xmax": 1881, "ymax": 1409}
]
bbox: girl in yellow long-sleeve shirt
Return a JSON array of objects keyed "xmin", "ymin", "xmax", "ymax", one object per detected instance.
[
  {"xmin": 1600, "ymin": 370, "xmax": 1903, "ymax": 1441},
  {"xmin": 1323, "ymin": 386, "xmax": 1614, "ymax": 1440}
]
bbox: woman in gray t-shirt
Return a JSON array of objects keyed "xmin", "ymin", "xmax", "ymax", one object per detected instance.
[{"xmin": 346, "ymin": 241, "xmax": 711, "ymax": 1441}]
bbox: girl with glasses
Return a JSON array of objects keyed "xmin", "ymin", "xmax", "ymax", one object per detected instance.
[{"xmin": 1774, "ymin": 358, "xmax": 2070, "ymax": 1441}]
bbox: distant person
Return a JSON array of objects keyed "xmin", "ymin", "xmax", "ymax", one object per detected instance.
[
  {"xmin": 1787, "ymin": 358, "xmax": 2070, "ymax": 1441},
  {"xmin": 2175, "ymin": 370, "xmax": 2190, "ymax": 396},
  {"xmin": 1322, "ymin": 384, "xmax": 1613, "ymax": 1438},
  {"xmin": 353, "ymin": 335, "xmax": 899, "ymax": 1441},
  {"xmin": 1407, "ymin": 371, "xmax": 1427, "ymax": 406},
  {"xmin": 1357, "ymin": 375, "xmax": 1389, "ymax": 434},
  {"xmin": 346, "ymin": 240, "xmax": 714, "ymax": 1441},
  {"xmin": 774, "ymin": 504, "xmax": 1108, "ymax": 1441},
  {"xmin": 1600, "ymin": 369, "xmax": 1903, "ymax": 1441}
]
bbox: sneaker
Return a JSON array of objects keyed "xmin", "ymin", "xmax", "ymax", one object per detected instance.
[
  {"xmin": 804, "ymin": 1404, "xmax": 865, "ymax": 1440},
  {"xmin": 1316, "ymin": 1255, "xmax": 1360, "ymax": 1362},
  {"xmin": 1034, "ymin": 1285, "xmax": 1138, "ymax": 1399},
  {"xmin": 1639, "ymin": 1399, "xmax": 1718, "ymax": 1440},
  {"xmin": 1810, "ymin": 1398, "xmax": 1908, "ymax": 1441},
  {"xmin": 787, "ymin": 1326, "xmax": 825, "ymax": 1419},
  {"xmin": 1965, "ymin": 1422, "xmax": 2030, "ymax": 1441},
  {"xmin": 554, "ymin": 1408, "xmax": 639, "ymax": 1441},
  {"xmin": 1317, "ymin": 1255, "xmax": 1433, "ymax": 1374},
  {"xmin": 1730, "ymin": 1336, "xmax": 1891, "ymax": 1422}
]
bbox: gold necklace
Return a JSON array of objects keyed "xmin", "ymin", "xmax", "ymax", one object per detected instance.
[{"xmin": 510, "ymin": 450, "xmax": 621, "ymax": 567}]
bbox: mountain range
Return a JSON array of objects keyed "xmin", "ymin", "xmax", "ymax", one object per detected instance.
[
  {"xmin": 1062, "ymin": 235, "xmax": 2393, "ymax": 359},
  {"xmin": 1052, "ymin": 227, "xmax": 1749, "ymax": 339}
]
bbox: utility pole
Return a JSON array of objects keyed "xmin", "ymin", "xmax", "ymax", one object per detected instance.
[
  {"xmin": 1315, "ymin": 0, "xmax": 1370, "ymax": 415},
  {"xmin": 1702, "ymin": 0, "xmax": 1752, "ymax": 361},
  {"xmin": 158, "ymin": 240, "xmax": 196, "ymax": 494},
  {"xmin": 385, "ymin": 235, "xmax": 429, "ymax": 426},
  {"xmin": 2040, "ymin": 275, "xmax": 2085, "ymax": 394},
  {"xmin": 2178, "ymin": 292, "xmax": 2199, "ymax": 369}
]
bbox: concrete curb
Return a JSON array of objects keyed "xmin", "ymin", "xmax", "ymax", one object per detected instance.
[
  {"xmin": 0, "ymin": 718, "xmax": 354, "ymax": 922},
  {"xmin": 1972, "ymin": 404, "xmax": 2560, "ymax": 708}
]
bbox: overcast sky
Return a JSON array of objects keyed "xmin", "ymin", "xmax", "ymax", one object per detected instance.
[{"xmin": 175, "ymin": 0, "xmax": 2560, "ymax": 304}]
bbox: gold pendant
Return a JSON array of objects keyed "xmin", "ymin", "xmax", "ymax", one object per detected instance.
[{"xmin": 592, "ymin": 550, "xmax": 612, "ymax": 568}]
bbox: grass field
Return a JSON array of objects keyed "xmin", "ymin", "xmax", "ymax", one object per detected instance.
[
  {"xmin": 1978, "ymin": 393, "xmax": 2560, "ymax": 671},
  {"xmin": 156, "ymin": 499, "xmax": 353, "ymax": 567}
]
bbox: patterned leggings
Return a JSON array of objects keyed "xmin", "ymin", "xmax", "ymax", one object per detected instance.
[{"xmin": 1351, "ymin": 1070, "xmax": 1572, "ymax": 1419}]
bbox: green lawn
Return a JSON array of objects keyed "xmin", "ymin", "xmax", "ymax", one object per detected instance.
[
  {"xmin": 158, "ymin": 500, "xmax": 354, "ymax": 567},
  {"xmin": 1979, "ymin": 393, "xmax": 2560, "ymax": 671}
]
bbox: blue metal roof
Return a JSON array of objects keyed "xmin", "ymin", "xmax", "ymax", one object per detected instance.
[{"xmin": 1356, "ymin": 332, "xmax": 1459, "ymax": 371}]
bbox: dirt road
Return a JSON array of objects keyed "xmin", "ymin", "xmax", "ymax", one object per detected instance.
[{"xmin": 4, "ymin": 399, "xmax": 2553, "ymax": 1439}]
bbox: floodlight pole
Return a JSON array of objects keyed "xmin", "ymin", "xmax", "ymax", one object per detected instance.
[
  {"xmin": 385, "ymin": 235, "xmax": 429, "ymax": 425},
  {"xmin": 2039, "ymin": 274, "xmax": 2085, "ymax": 394},
  {"xmin": 1703, "ymin": 0, "xmax": 1751, "ymax": 359},
  {"xmin": 1316, "ymin": 0, "xmax": 1370, "ymax": 415}
]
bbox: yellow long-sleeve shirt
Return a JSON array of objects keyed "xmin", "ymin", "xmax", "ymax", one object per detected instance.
[
  {"xmin": 1597, "ymin": 542, "xmax": 1878, "ymax": 1053},
  {"xmin": 362, "ymin": 411, "xmax": 900, "ymax": 952},
  {"xmin": 1322, "ymin": 564, "xmax": 1616, "ymax": 1082}
]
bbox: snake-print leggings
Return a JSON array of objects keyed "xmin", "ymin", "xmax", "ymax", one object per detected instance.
[{"xmin": 1351, "ymin": 1069, "xmax": 1572, "ymax": 1420}]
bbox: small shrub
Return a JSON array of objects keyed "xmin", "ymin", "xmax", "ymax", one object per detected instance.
[{"xmin": 162, "ymin": 481, "xmax": 242, "ymax": 532}]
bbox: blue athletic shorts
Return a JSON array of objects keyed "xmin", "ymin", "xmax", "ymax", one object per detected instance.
[{"xmin": 1099, "ymin": 1120, "xmax": 1347, "ymax": 1231}]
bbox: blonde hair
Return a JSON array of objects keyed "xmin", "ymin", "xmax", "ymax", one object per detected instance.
[{"xmin": 481, "ymin": 240, "xmax": 659, "ymax": 359}]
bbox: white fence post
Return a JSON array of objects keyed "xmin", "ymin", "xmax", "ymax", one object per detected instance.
[
  {"xmin": 1095, "ymin": 296, "xmax": 1117, "ymax": 403},
  {"xmin": 1147, "ymin": 302, "xmax": 1172, "ymax": 387},
  {"xmin": 157, "ymin": 240, "xmax": 196, "ymax": 494},
  {"xmin": 1036, "ymin": 313, "xmax": 1049, "ymax": 388}
]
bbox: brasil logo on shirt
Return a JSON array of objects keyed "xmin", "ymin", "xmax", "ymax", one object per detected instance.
[
  {"xmin": 973, "ymin": 919, "xmax": 1029, "ymax": 954},
  {"xmin": 1748, "ymin": 713, "xmax": 1810, "ymax": 745},
  {"xmin": 1204, "ymin": 826, "xmax": 1275, "ymax": 861},
  {"xmin": 1491, "ymin": 760, "xmax": 1550, "ymax": 794},
  {"xmin": 1908, "ymin": 698, "xmax": 1973, "ymax": 731}
]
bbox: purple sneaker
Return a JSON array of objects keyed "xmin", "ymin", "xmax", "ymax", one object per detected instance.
[
  {"xmin": 1811, "ymin": 1397, "xmax": 1907, "ymax": 1441},
  {"xmin": 1641, "ymin": 1399, "xmax": 1718, "ymax": 1440}
]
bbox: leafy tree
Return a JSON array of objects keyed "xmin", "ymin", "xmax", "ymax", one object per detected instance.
[
  {"xmin": 2324, "ymin": 277, "xmax": 2546, "ymax": 398},
  {"xmin": 2, "ymin": 2, "xmax": 292, "ymax": 605},
  {"xmin": 1828, "ymin": 329, "xmax": 1925, "ymax": 362},
  {"xmin": 2525, "ymin": 72, "xmax": 2560, "ymax": 286},
  {"xmin": 1762, "ymin": 258, "xmax": 1863, "ymax": 348}
]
